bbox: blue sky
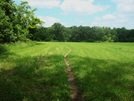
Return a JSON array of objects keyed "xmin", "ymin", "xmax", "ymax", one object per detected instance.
[{"xmin": 15, "ymin": 0, "xmax": 134, "ymax": 29}]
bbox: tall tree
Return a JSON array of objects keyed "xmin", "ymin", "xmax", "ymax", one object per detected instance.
[
  {"xmin": 117, "ymin": 27, "xmax": 128, "ymax": 42},
  {"xmin": 0, "ymin": 0, "xmax": 15, "ymax": 42},
  {"xmin": 127, "ymin": 29, "xmax": 134, "ymax": 42},
  {"xmin": 0, "ymin": 0, "xmax": 43, "ymax": 43},
  {"xmin": 51, "ymin": 23, "xmax": 65, "ymax": 41},
  {"xmin": 14, "ymin": 1, "xmax": 43, "ymax": 41}
]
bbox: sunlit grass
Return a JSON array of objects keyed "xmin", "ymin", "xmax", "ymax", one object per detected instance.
[
  {"xmin": 0, "ymin": 42, "xmax": 134, "ymax": 101},
  {"xmin": 67, "ymin": 42, "xmax": 134, "ymax": 101}
]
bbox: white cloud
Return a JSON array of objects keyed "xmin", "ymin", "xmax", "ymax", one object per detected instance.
[
  {"xmin": 109, "ymin": 0, "xmax": 134, "ymax": 28},
  {"xmin": 92, "ymin": 13, "xmax": 130, "ymax": 28},
  {"xmin": 60, "ymin": 0, "xmax": 109, "ymax": 14},
  {"xmin": 116, "ymin": 19, "xmax": 126, "ymax": 23},
  {"xmin": 26, "ymin": 0, "xmax": 61, "ymax": 8},
  {"xmin": 38, "ymin": 16, "xmax": 60, "ymax": 27},
  {"xmin": 111, "ymin": 0, "xmax": 134, "ymax": 13},
  {"xmin": 95, "ymin": 17, "xmax": 101, "ymax": 21},
  {"xmin": 102, "ymin": 14, "xmax": 116, "ymax": 20},
  {"xmin": 91, "ymin": 0, "xmax": 134, "ymax": 29}
]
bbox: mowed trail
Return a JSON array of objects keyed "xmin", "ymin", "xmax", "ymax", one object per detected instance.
[{"xmin": 64, "ymin": 50, "xmax": 82, "ymax": 101}]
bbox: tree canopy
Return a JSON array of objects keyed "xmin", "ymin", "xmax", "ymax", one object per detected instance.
[
  {"xmin": 32, "ymin": 23, "xmax": 134, "ymax": 42},
  {"xmin": 0, "ymin": 0, "xmax": 43, "ymax": 43}
]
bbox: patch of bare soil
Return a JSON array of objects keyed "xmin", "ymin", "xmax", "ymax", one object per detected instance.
[{"xmin": 64, "ymin": 50, "xmax": 82, "ymax": 101}]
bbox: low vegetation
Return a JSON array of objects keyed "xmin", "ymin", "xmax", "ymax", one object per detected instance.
[
  {"xmin": 0, "ymin": 42, "xmax": 70, "ymax": 101},
  {"xmin": 67, "ymin": 43, "xmax": 134, "ymax": 100},
  {"xmin": 0, "ymin": 42, "xmax": 134, "ymax": 101}
]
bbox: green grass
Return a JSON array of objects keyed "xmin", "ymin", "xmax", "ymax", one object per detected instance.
[
  {"xmin": 0, "ymin": 42, "xmax": 70, "ymax": 101},
  {"xmin": 0, "ymin": 42, "xmax": 134, "ymax": 101},
  {"xmin": 67, "ymin": 43, "xmax": 134, "ymax": 101}
]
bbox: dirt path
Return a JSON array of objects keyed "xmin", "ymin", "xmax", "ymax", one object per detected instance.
[{"xmin": 64, "ymin": 50, "xmax": 82, "ymax": 101}]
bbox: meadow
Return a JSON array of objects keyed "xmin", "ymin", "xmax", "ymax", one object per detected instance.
[{"xmin": 0, "ymin": 42, "xmax": 134, "ymax": 101}]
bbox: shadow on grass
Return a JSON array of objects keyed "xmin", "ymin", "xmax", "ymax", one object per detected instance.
[
  {"xmin": 0, "ymin": 44, "xmax": 16, "ymax": 60},
  {"xmin": 0, "ymin": 55, "xmax": 70, "ymax": 101},
  {"xmin": 1, "ymin": 52, "xmax": 133, "ymax": 101},
  {"xmin": 68, "ymin": 55, "xmax": 134, "ymax": 101},
  {"xmin": 0, "ymin": 44, "xmax": 8, "ymax": 55}
]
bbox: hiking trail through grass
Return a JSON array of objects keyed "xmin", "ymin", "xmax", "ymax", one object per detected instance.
[
  {"xmin": 64, "ymin": 50, "xmax": 82, "ymax": 101},
  {"xmin": 1, "ymin": 42, "xmax": 134, "ymax": 100}
]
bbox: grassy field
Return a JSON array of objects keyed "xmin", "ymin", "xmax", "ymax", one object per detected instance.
[{"xmin": 0, "ymin": 42, "xmax": 134, "ymax": 101}]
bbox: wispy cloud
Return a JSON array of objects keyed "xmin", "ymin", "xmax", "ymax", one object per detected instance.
[
  {"xmin": 92, "ymin": 13, "xmax": 129, "ymax": 28},
  {"xmin": 60, "ymin": 0, "xmax": 109, "ymax": 14},
  {"xmin": 38, "ymin": 16, "xmax": 60, "ymax": 27},
  {"xmin": 16, "ymin": 0, "xmax": 134, "ymax": 28},
  {"xmin": 111, "ymin": 0, "xmax": 134, "ymax": 13},
  {"xmin": 91, "ymin": 0, "xmax": 134, "ymax": 28},
  {"xmin": 25, "ymin": 0, "xmax": 109, "ymax": 14},
  {"xmin": 102, "ymin": 14, "xmax": 116, "ymax": 20},
  {"xmin": 25, "ymin": 0, "xmax": 61, "ymax": 8}
]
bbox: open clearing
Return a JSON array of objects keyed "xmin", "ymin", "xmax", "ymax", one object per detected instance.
[{"xmin": 0, "ymin": 42, "xmax": 134, "ymax": 101}]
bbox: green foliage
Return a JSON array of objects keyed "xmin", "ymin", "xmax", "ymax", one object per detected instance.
[
  {"xmin": 51, "ymin": 23, "xmax": 65, "ymax": 41},
  {"xmin": 0, "ymin": 0, "xmax": 43, "ymax": 43},
  {"xmin": 32, "ymin": 23, "xmax": 134, "ymax": 42},
  {"xmin": 13, "ymin": 1, "xmax": 43, "ymax": 42},
  {"xmin": 0, "ymin": 0, "xmax": 15, "ymax": 42}
]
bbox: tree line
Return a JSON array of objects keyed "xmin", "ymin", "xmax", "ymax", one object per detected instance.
[
  {"xmin": 32, "ymin": 23, "xmax": 134, "ymax": 42},
  {"xmin": 0, "ymin": 0, "xmax": 134, "ymax": 43}
]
